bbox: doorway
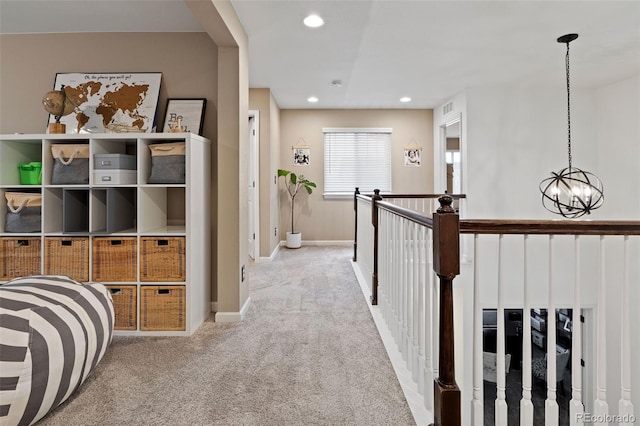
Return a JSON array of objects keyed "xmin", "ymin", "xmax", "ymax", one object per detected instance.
[
  {"xmin": 247, "ymin": 111, "xmax": 259, "ymax": 260},
  {"xmin": 441, "ymin": 117, "xmax": 461, "ymax": 195}
]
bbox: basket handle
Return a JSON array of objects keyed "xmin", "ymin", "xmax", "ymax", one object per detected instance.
[
  {"xmin": 58, "ymin": 149, "xmax": 81, "ymax": 165},
  {"xmin": 7, "ymin": 197, "xmax": 29, "ymax": 213},
  {"xmin": 152, "ymin": 146, "xmax": 175, "ymax": 152}
]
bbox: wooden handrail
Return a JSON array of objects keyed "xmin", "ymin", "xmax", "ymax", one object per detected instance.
[
  {"xmin": 356, "ymin": 192, "xmax": 466, "ymax": 201},
  {"xmin": 377, "ymin": 200, "xmax": 434, "ymax": 228},
  {"xmin": 382, "ymin": 193, "xmax": 467, "ymax": 200},
  {"xmin": 461, "ymin": 219, "xmax": 640, "ymax": 235}
]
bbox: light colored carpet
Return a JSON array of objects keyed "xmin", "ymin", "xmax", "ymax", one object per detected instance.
[{"xmin": 39, "ymin": 245, "xmax": 415, "ymax": 425}]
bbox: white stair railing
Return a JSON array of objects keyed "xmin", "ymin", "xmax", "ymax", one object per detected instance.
[
  {"xmin": 356, "ymin": 196, "xmax": 374, "ymax": 300},
  {"xmin": 464, "ymin": 227, "xmax": 639, "ymax": 426},
  {"xmin": 377, "ymin": 207, "xmax": 435, "ymax": 409},
  {"xmin": 353, "ymin": 193, "xmax": 638, "ymax": 425}
]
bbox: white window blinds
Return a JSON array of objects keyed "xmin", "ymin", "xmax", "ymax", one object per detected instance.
[{"xmin": 323, "ymin": 128, "xmax": 392, "ymax": 195}]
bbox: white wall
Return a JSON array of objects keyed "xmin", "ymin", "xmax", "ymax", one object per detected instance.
[
  {"xmin": 596, "ymin": 75, "xmax": 640, "ymax": 219},
  {"xmin": 465, "ymin": 86, "xmax": 601, "ymax": 220}
]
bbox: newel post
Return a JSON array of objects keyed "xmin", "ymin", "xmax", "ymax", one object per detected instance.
[
  {"xmin": 353, "ymin": 187, "xmax": 360, "ymax": 262},
  {"xmin": 432, "ymin": 194, "xmax": 461, "ymax": 426},
  {"xmin": 371, "ymin": 189, "xmax": 382, "ymax": 305}
]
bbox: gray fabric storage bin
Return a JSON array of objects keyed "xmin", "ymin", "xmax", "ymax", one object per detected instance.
[
  {"xmin": 51, "ymin": 144, "xmax": 89, "ymax": 184},
  {"xmin": 148, "ymin": 142, "xmax": 185, "ymax": 184},
  {"xmin": 5, "ymin": 192, "xmax": 41, "ymax": 233}
]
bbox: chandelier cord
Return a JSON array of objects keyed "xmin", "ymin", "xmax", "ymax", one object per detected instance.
[{"xmin": 565, "ymin": 42, "xmax": 572, "ymax": 171}]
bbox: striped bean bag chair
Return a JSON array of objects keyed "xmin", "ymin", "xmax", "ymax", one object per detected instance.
[{"xmin": 0, "ymin": 275, "xmax": 114, "ymax": 426}]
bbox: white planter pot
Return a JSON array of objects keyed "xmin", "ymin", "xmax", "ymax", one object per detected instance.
[{"xmin": 286, "ymin": 232, "xmax": 302, "ymax": 249}]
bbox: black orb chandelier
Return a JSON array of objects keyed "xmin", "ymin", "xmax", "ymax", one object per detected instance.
[{"xmin": 539, "ymin": 34, "xmax": 604, "ymax": 219}]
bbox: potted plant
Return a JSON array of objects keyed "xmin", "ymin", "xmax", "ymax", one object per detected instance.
[{"xmin": 278, "ymin": 168, "xmax": 316, "ymax": 248}]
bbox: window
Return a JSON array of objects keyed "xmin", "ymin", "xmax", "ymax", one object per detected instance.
[{"xmin": 323, "ymin": 128, "xmax": 392, "ymax": 197}]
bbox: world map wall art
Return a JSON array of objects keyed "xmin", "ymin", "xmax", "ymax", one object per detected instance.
[{"xmin": 48, "ymin": 72, "xmax": 162, "ymax": 134}]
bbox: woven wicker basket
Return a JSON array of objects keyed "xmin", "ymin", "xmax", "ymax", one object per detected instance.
[
  {"xmin": 1, "ymin": 237, "xmax": 41, "ymax": 280},
  {"xmin": 44, "ymin": 237, "xmax": 89, "ymax": 282},
  {"xmin": 140, "ymin": 237, "xmax": 186, "ymax": 282},
  {"xmin": 140, "ymin": 285, "xmax": 185, "ymax": 331},
  {"xmin": 92, "ymin": 237, "xmax": 137, "ymax": 282},
  {"xmin": 107, "ymin": 285, "xmax": 137, "ymax": 330}
]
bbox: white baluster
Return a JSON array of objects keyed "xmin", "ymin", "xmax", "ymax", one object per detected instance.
[
  {"xmin": 424, "ymin": 232, "xmax": 435, "ymax": 410},
  {"xmin": 394, "ymin": 214, "xmax": 401, "ymax": 344},
  {"xmin": 405, "ymin": 220, "xmax": 414, "ymax": 370},
  {"xmin": 496, "ymin": 235, "xmax": 508, "ymax": 425},
  {"xmin": 411, "ymin": 222, "xmax": 420, "ymax": 381},
  {"xmin": 619, "ymin": 235, "xmax": 634, "ymax": 423},
  {"xmin": 593, "ymin": 236, "xmax": 608, "ymax": 425},
  {"xmin": 431, "ymin": 268, "xmax": 439, "ymax": 407},
  {"xmin": 399, "ymin": 217, "xmax": 407, "ymax": 359},
  {"xmin": 379, "ymin": 211, "xmax": 387, "ymax": 321},
  {"xmin": 570, "ymin": 235, "xmax": 584, "ymax": 426},
  {"xmin": 417, "ymin": 225, "xmax": 427, "ymax": 395},
  {"xmin": 385, "ymin": 211, "xmax": 392, "ymax": 324},
  {"xmin": 521, "ymin": 235, "xmax": 534, "ymax": 426},
  {"xmin": 546, "ymin": 235, "xmax": 559, "ymax": 426},
  {"xmin": 471, "ymin": 234, "xmax": 484, "ymax": 426}
]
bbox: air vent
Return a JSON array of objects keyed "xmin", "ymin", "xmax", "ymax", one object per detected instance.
[{"xmin": 443, "ymin": 101, "xmax": 454, "ymax": 115}]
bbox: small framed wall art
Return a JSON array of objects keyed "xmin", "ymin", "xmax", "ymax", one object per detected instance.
[
  {"xmin": 293, "ymin": 147, "xmax": 310, "ymax": 166},
  {"xmin": 163, "ymin": 98, "xmax": 207, "ymax": 135},
  {"xmin": 292, "ymin": 138, "xmax": 310, "ymax": 166},
  {"xmin": 404, "ymin": 138, "xmax": 422, "ymax": 167}
]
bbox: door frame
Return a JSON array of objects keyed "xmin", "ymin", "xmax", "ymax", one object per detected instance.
[{"xmin": 248, "ymin": 110, "xmax": 260, "ymax": 260}]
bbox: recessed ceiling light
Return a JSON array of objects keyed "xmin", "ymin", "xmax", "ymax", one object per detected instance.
[
  {"xmin": 304, "ymin": 14, "xmax": 324, "ymax": 28},
  {"xmin": 307, "ymin": 96, "xmax": 319, "ymax": 103},
  {"xmin": 400, "ymin": 97, "xmax": 412, "ymax": 103}
]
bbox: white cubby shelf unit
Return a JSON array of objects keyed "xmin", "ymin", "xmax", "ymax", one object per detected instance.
[{"xmin": 0, "ymin": 133, "xmax": 211, "ymax": 336}]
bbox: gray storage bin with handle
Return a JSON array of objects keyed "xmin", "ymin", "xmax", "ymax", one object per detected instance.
[
  {"xmin": 51, "ymin": 144, "xmax": 90, "ymax": 184},
  {"xmin": 5, "ymin": 192, "xmax": 42, "ymax": 233},
  {"xmin": 148, "ymin": 142, "xmax": 185, "ymax": 184}
]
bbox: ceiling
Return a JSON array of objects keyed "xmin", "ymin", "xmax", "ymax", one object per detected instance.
[{"xmin": 1, "ymin": 0, "xmax": 639, "ymax": 109}]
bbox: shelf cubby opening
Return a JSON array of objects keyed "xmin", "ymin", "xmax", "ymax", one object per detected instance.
[
  {"xmin": 0, "ymin": 140, "xmax": 42, "ymax": 186},
  {"xmin": 138, "ymin": 186, "xmax": 185, "ymax": 234},
  {"xmin": 63, "ymin": 189, "xmax": 90, "ymax": 233}
]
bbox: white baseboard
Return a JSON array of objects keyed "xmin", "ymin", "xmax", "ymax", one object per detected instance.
[
  {"xmin": 257, "ymin": 244, "xmax": 280, "ymax": 263},
  {"xmin": 214, "ymin": 296, "xmax": 252, "ymax": 323},
  {"xmin": 279, "ymin": 239, "xmax": 352, "ymax": 247}
]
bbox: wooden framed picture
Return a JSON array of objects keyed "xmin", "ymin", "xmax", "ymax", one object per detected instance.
[
  {"xmin": 163, "ymin": 98, "xmax": 207, "ymax": 135},
  {"xmin": 48, "ymin": 72, "xmax": 162, "ymax": 133}
]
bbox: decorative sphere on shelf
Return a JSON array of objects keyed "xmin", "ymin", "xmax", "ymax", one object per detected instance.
[{"xmin": 42, "ymin": 86, "xmax": 75, "ymax": 120}]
